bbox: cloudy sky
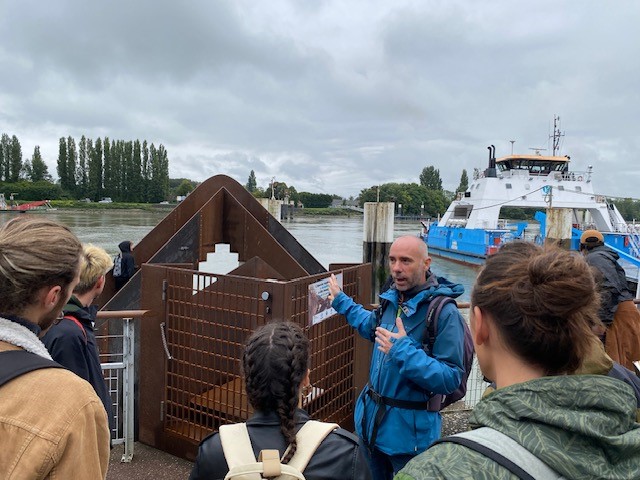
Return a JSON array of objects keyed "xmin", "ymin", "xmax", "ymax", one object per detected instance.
[{"xmin": 1, "ymin": 0, "xmax": 639, "ymax": 199}]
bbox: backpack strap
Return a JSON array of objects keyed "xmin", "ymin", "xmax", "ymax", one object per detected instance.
[
  {"xmin": 433, "ymin": 427, "xmax": 563, "ymax": 480},
  {"xmin": 220, "ymin": 423, "xmax": 262, "ymax": 480},
  {"xmin": 63, "ymin": 314, "xmax": 88, "ymax": 344},
  {"xmin": 285, "ymin": 421, "xmax": 338, "ymax": 473},
  {"xmin": 0, "ymin": 350, "xmax": 62, "ymax": 388},
  {"xmin": 423, "ymin": 296, "xmax": 457, "ymax": 411},
  {"xmin": 423, "ymin": 296, "xmax": 457, "ymax": 353}
]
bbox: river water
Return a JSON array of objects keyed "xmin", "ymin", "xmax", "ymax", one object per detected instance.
[{"xmin": 0, "ymin": 210, "xmax": 477, "ymax": 301}]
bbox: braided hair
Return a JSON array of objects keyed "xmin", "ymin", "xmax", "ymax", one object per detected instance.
[{"xmin": 242, "ymin": 322, "xmax": 310, "ymax": 463}]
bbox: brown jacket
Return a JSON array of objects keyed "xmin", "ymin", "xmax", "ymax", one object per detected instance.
[{"xmin": 0, "ymin": 340, "xmax": 110, "ymax": 479}]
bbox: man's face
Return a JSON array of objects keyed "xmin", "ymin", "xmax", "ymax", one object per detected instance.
[
  {"xmin": 40, "ymin": 266, "xmax": 81, "ymax": 330},
  {"xmin": 388, "ymin": 237, "xmax": 431, "ymax": 292}
]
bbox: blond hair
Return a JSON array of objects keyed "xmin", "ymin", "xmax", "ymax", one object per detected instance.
[
  {"xmin": 0, "ymin": 216, "xmax": 82, "ymax": 314},
  {"xmin": 75, "ymin": 244, "xmax": 113, "ymax": 295}
]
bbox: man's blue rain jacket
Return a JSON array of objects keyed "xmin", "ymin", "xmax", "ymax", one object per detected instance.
[{"xmin": 331, "ymin": 275, "xmax": 465, "ymax": 456}]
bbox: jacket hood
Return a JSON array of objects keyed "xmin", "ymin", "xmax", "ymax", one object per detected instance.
[
  {"xmin": 471, "ymin": 375, "xmax": 640, "ymax": 478},
  {"xmin": 380, "ymin": 271, "xmax": 464, "ymax": 305},
  {"xmin": 590, "ymin": 244, "xmax": 620, "ymax": 262},
  {"xmin": 118, "ymin": 241, "xmax": 132, "ymax": 253}
]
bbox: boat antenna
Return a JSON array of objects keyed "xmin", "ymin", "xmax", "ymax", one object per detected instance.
[
  {"xmin": 550, "ymin": 115, "xmax": 564, "ymax": 156},
  {"xmin": 528, "ymin": 147, "xmax": 546, "ymax": 156}
]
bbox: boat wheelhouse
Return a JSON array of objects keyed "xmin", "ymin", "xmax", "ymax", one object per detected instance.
[{"xmin": 424, "ymin": 125, "xmax": 640, "ymax": 269}]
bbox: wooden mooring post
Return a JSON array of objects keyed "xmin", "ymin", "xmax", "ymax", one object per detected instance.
[
  {"xmin": 545, "ymin": 207, "xmax": 572, "ymax": 249},
  {"xmin": 363, "ymin": 202, "xmax": 394, "ymax": 302}
]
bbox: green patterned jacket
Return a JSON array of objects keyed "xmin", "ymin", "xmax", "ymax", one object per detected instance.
[{"xmin": 395, "ymin": 375, "xmax": 640, "ymax": 480}]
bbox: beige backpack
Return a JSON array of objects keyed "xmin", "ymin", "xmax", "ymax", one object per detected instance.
[{"xmin": 220, "ymin": 420, "xmax": 338, "ymax": 480}]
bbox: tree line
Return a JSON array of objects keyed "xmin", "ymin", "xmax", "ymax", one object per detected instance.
[
  {"xmin": 245, "ymin": 170, "xmax": 338, "ymax": 208},
  {"xmin": 244, "ymin": 166, "xmax": 470, "ymax": 216},
  {"xmin": 0, "ymin": 132, "xmax": 170, "ymax": 203}
]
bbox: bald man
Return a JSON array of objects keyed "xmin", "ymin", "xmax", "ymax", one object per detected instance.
[{"xmin": 328, "ymin": 236, "xmax": 465, "ymax": 480}]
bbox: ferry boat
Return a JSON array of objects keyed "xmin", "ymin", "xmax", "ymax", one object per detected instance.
[{"xmin": 423, "ymin": 120, "xmax": 640, "ymax": 268}]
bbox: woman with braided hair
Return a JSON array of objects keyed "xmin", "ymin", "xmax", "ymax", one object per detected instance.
[
  {"xmin": 397, "ymin": 243, "xmax": 640, "ymax": 480},
  {"xmin": 190, "ymin": 321, "xmax": 371, "ymax": 480}
]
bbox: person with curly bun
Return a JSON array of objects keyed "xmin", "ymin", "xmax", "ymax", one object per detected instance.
[
  {"xmin": 396, "ymin": 243, "xmax": 640, "ymax": 480},
  {"xmin": 189, "ymin": 321, "xmax": 371, "ymax": 480}
]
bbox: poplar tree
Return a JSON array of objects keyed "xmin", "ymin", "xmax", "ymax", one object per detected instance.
[
  {"xmin": 57, "ymin": 137, "xmax": 69, "ymax": 190},
  {"xmin": 419, "ymin": 166, "xmax": 442, "ymax": 191},
  {"xmin": 0, "ymin": 133, "xmax": 10, "ymax": 181},
  {"xmin": 9, "ymin": 135, "xmax": 22, "ymax": 183},
  {"xmin": 246, "ymin": 170, "xmax": 257, "ymax": 192},
  {"xmin": 66, "ymin": 136, "xmax": 77, "ymax": 195},
  {"xmin": 29, "ymin": 146, "xmax": 50, "ymax": 182},
  {"xmin": 89, "ymin": 137, "xmax": 103, "ymax": 201},
  {"xmin": 141, "ymin": 140, "xmax": 150, "ymax": 202},
  {"xmin": 78, "ymin": 136, "xmax": 89, "ymax": 197},
  {"xmin": 456, "ymin": 169, "xmax": 469, "ymax": 193}
]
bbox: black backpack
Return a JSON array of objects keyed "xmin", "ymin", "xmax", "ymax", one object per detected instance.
[{"xmin": 423, "ymin": 297, "xmax": 474, "ymax": 409}]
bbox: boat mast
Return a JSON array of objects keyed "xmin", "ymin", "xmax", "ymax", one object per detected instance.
[{"xmin": 550, "ymin": 115, "xmax": 564, "ymax": 156}]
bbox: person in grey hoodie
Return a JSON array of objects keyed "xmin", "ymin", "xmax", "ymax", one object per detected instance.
[{"xmin": 114, "ymin": 240, "xmax": 136, "ymax": 291}]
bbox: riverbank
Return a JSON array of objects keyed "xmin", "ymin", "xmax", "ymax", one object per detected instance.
[
  {"xmin": 47, "ymin": 200, "xmax": 364, "ymax": 216},
  {"xmin": 49, "ymin": 200, "xmax": 175, "ymax": 211}
]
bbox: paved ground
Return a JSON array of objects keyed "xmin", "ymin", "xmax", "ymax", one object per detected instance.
[
  {"xmin": 105, "ymin": 411, "xmax": 470, "ymax": 479},
  {"xmin": 107, "ymin": 443, "xmax": 194, "ymax": 480}
]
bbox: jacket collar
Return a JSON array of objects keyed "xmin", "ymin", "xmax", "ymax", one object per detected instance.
[
  {"xmin": 0, "ymin": 316, "xmax": 53, "ymax": 359},
  {"xmin": 63, "ymin": 297, "xmax": 96, "ymax": 327},
  {"xmin": 246, "ymin": 409, "xmax": 311, "ymax": 426}
]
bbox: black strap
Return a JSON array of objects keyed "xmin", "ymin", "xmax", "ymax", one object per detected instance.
[
  {"xmin": 0, "ymin": 350, "xmax": 62, "ymax": 388},
  {"xmin": 423, "ymin": 296, "xmax": 457, "ymax": 353},
  {"xmin": 432, "ymin": 436, "xmax": 535, "ymax": 480},
  {"xmin": 362, "ymin": 384, "xmax": 441, "ymax": 452}
]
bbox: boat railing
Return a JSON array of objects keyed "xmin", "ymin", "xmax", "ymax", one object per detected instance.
[{"xmin": 624, "ymin": 224, "xmax": 640, "ymax": 260}]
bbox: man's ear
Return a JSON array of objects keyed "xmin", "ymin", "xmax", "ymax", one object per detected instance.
[
  {"xmin": 43, "ymin": 285, "xmax": 62, "ymax": 308},
  {"xmin": 424, "ymin": 256, "xmax": 432, "ymax": 270}
]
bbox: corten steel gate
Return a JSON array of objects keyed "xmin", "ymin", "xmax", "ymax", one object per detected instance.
[{"xmin": 139, "ymin": 263, "xmax": 372, "ymax": 460}]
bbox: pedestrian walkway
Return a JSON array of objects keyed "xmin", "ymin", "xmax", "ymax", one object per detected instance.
[{"xmin": 107, "ymin": 443, "xmax": 193, "ymax": 480}]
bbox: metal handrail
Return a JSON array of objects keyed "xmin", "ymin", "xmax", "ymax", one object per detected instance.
[
  {"xmin": 96, "ymin": 309, "xmax": 149, "ymax": 463},
  {"xmin": 97, "ymin": 309, "xmax": 150, "ymax": 319}
]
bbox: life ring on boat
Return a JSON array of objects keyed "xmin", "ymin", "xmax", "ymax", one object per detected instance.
[
  {"xmin": 577, "ymin": 175, "xmax": 583, "ymax": 181},
  {"xmin": 624, "ymin": 236, "xmax": 630, "ymax": 248}
]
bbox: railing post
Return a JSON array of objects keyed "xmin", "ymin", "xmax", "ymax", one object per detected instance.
[{"xmin": 121, "ymin": 317, "xmax": 135, "ymax": 463}]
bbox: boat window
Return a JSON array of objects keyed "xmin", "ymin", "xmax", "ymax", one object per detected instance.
[
  {"xmin": 453, "ymin": 205, "xmax": 473, "ymax": 219},
  {"xmin": 505, "ymin": 183, "xmax": 512, "ymax": 189},
  {"xmin": 575, "ymin": 186, "xmax": 582, "ymax": 192},
  {"xmin": 558, "ymin": 186, "xmax": 565, "ymax": 191}
]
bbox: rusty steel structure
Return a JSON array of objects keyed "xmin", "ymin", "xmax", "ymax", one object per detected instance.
[{"xmin": 98, "ymin": 175, "xmax": 372, "ymax": 460}]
